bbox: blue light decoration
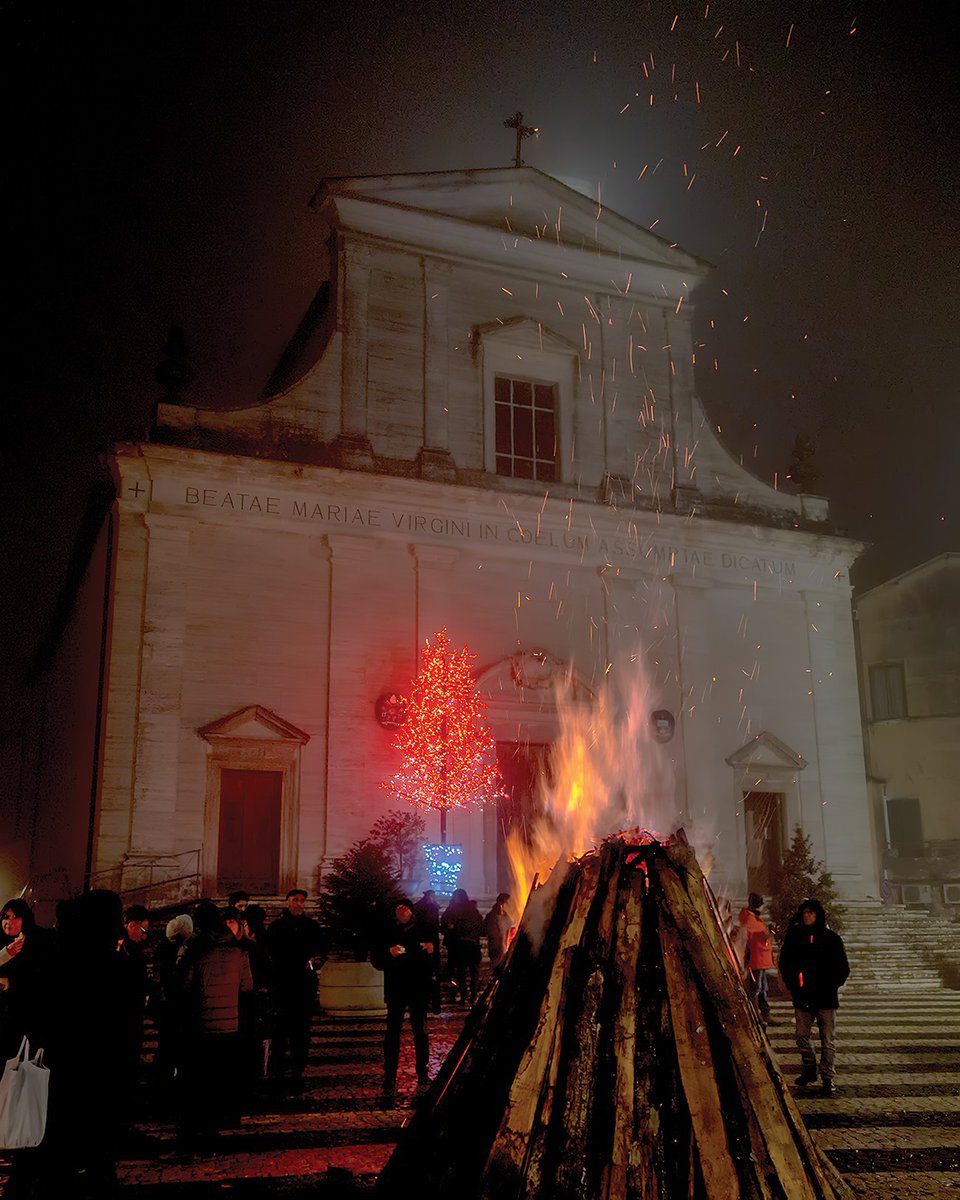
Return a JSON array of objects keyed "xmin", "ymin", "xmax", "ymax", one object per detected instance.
[{"xmin": 423, "ymin": 843, "xmax": 463, "ymax": 896}]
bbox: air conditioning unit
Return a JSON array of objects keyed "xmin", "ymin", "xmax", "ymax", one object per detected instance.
[
  {"xmin": 902, "ymin": 883, "xmax": 933, "ymax": 905},
  {"xmin": 943, "ymin": 884, "xmax": 960, "ymax": 905}
]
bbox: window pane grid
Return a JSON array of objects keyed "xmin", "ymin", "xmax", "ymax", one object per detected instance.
[{"xmin": 494, "ymin": 376, "xmax": 557, "ymax": 481}]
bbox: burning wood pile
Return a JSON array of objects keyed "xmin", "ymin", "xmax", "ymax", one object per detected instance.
[{"xmin": 376, "ymin": 835, "xmax": 851, "ymax": 1199}]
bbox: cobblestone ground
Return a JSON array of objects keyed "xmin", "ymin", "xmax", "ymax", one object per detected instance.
[
  {"xmin": 3, "ymin": 989, "xmax": 960, "ymax": 1196},
  {"xmin": 768, "ymin": 990, "xmax": 960, "ymax": 1198}
]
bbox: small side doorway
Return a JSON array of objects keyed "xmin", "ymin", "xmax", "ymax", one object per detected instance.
[
  {"xmin": 886, "ymin": 796, "xmax": 923, "ymax": 857},
  {"xmin": 217, "ymin": 768, "xmax": 282, "ymax": 893},
  {"xmin": 495, "ymin": 742, "xmax": 552, "ymax": 894},
  {"xmin": 743, "ymin": 790, "xmax": 784, "ymax": 896}
]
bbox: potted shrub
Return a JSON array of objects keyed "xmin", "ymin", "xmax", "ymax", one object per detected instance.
[{"xmin": 316, "ymin": 837, "xmax": 401, "ymax": 1016}]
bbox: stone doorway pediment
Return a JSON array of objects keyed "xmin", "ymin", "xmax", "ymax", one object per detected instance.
[{"xmin": 199, "ymin": 705, "xmax": 310, "ymax": 745}]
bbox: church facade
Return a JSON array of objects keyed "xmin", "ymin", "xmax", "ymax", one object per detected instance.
[{"xmin": 93, "ymin": 168, "xmax": 875, "ymax": 904}]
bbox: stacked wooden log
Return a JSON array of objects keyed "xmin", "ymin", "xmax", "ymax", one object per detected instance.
[{"xmin": 375, "ymin": 835, "xmax": 852, "ymax": 1200}]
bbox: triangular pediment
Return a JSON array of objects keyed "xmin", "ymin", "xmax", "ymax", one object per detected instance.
[
  {"xmin": 198, "ymin": 705, "xmax": 310, "ymax": 745},
  {"xmin": 474, "ymin": 316, "xmax": 579, "ymax": 355},
  {"xmin": 725, "ymin": 731, "xmax": 807, "ymax": 770},
  {"xmin": 315, "ymin": 167, "xmax": 709, "ymax": 276}
]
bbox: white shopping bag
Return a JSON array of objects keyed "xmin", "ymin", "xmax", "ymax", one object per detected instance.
[{"xmin": 0, "ymin": 1036, "xmax": 50, "ymax": 1148}]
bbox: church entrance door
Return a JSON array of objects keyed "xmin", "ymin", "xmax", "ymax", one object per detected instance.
[
  {"xmin": 217, "ymin": 768, "xmax": 282, "ymax": 893},
  {"xmin": 495, "ymin": 742, "xmax": 552, "ymax": 894},
  {"xmin": 743, "ymin": 790, "xmax": 784, "ymax": 897}
]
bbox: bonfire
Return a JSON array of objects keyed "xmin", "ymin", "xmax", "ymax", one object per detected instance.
[{"xmin": 376, "ymin": 832, "xmax": 851, "ymax": 1200}]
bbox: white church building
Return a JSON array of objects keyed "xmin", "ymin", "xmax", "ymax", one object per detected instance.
[{"xmin": 87, "ymin": 167, "xmax": 875, "ymax": 904}]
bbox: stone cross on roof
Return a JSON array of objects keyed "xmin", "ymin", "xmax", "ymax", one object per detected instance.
[{"xmin": 503, "ymin": 111, "xmax": 539, "ymax": 168}]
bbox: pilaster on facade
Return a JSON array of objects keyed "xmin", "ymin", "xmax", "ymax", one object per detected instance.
[
  {"xmin": 128, "ymin": 513, "xmax": 191, "ymax": 857},
  {"xmin": 802, "ymin": 584, "xmax": 876, "ymax": 896},
  {"xmin": 95, "ymin": 499, "xmax": 150, "ymax": 873},
  {"xmin": 335, "ymin": 237, "xmax": 374, "ymax": 470},
  {"xmin": 663, "ymin": 312, "xmax": 700, "ymax": 508},
  {"xmin": 419, "ymin": 258, "xmax": 457, "ymax": 482}
]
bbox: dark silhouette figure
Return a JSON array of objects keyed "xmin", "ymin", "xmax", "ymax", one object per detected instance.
[
  {"xmin": 441, "ymin": 889, "xmax": 484, "ymax": 1005},
  {"xmin": 484, "ymin": 893, "xmax": 512, "ymax": 966},
  {"xmin": 176, "ymin": 901, "xmax": 253, "ymax": 1147},
  {"xmin": 264, "ymin": 890, "xmax": 326, "ymax": 1088},
  {"xmin": 374, "ymin": 899, "xmax": 434, "ymax": 1101},
  {"xmin": 413, "ymin": 890, "xmax": 441, "ymax": 1012},
  {"xmin": 779, "ymin": 898, "xmax": 850, "ymax": 1097}
]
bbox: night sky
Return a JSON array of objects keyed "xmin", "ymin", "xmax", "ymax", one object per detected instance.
[{"xmin": 3, "ymin": 0, "xmax": 957, "ymax": 720}]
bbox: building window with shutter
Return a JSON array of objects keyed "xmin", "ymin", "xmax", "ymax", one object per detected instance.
[
  {"xmin": 494, "ymin": 376, "xmax": 557, "ymax": 481},
  {"xmin": 869, "ymin": 662, "xmax": 907, "ymax": 720}
]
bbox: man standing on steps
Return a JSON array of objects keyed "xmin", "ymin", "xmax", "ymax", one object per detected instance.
[
  {"xmin": 375, "ymin": 897, "xmax": 434, "ymax": 1104},
  {"xmin": 266, "ymin": 888, "xmax": 327, "ymax": 1089},
  {"xmin": 778, "ymin": 897, "xmax": 850, "ymax": 1097}
]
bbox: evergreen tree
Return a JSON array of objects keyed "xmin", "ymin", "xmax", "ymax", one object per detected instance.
[
  {"xmin": 369, "ymin": 809, "xmax": 426, "ymax": 883},
  {"xmin": 771, "ymin": 825, "xmax": 845, "ymax": 939},
  {"xmin": 787, "ymin": 434, "xmax": 819, "ymax": 494},
  {"xmin": 380, "ymin": 627, "xmax": 504, "ymax": 841},
  {"xmin": 317, "ymin": 839, "xmax": 400, "ymax": 960}
]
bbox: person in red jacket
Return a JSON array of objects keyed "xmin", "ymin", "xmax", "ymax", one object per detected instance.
[{"xmin": 737, "ymin": 892, "xmax": 775, "ymax": 1025}]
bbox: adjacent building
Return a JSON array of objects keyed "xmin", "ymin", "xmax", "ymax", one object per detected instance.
[{"xmin": 855, "ymin": 553, "xmax": 960, "ymax": 907}]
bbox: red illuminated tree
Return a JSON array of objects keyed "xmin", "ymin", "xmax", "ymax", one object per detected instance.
[{"xmin": 381, "ymin": 627, "xmax": 504, "ymax": 841}]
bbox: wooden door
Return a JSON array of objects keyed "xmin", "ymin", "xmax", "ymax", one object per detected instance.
[
  {"xmin": 217, "ymin": 768, "xmax": 282, "ymax": 893},
  {"xmin": 743, "ymin": 791, "xmax": 784, "ymax": 897}
]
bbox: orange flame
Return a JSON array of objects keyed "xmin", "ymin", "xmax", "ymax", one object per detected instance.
[{"xmin": 505, "ymin": 665, "xmax": 682, "ymax": 908}]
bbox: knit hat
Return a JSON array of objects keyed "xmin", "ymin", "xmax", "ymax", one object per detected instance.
[{"xmin": 166, "ymin": 913, "xmax": 194, "ymax": 941}]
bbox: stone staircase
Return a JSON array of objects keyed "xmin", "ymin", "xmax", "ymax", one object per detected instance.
[{"xmin": 836, "ymin": 903, "xmax": 960, "ymax": 993}]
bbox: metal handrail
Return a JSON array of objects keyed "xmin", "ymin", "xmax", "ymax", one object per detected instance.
[
  {"xmin": 114, "ymin": 870, "xmax": 203, "ymax": 902},
  {"xmin": 87, "ymin": 848, "xmax": 202, "ymax": 904}
]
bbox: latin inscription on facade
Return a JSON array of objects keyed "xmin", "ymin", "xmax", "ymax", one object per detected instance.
[{"xmin": 159, "ymin": 482, "xmax": 816, "ymax": 583}]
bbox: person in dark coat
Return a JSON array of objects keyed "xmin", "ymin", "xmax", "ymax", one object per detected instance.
[
  {"xmin": 413, "ymin": 890, "xmax": 441, "ymax": 1013},
  {"xmin": 0, "ymin": 898, "xmax": 57, "ymax": 1060},
  {"xmin": 264, "ymin": 889, "xmax": 327, "ymax": 1088},
  {"xmin": 239, "ymin": 904, "xmax": 275, "ymax": 1084},
  {"xmin": 176, "ymin": 901, "xmax": 253, "ymax": 1146},
  {"xmin": 0, "ymin": 898, "xmax": 60, "ymax": 1199},
  {"xmin": 484, "ymin": 893, "xmax": 512, "ymax": 967},
  {"xmin": 441, "ymin": 889, "xmax": 484, "ymax": 1005},
  {"xmin": 153, "ymin": 912, "xmax": 194, "ymax": 1091},
  {"xmin": 374, "ymin": 899, "xmax": 434, "ymax": 1101},
  {"xmin": 46, "ymin": 890, "xmax": 142, "ymax": 1196},
  {"xmin": 778, "ymin": 897, "xmax": 850, "ymax": 1097},
  {"xmin": 120, "ymin": 904, "xmax": 151, "ymax": 1097}
]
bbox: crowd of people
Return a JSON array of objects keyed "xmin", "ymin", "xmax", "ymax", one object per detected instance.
[
  {"xmin": 0, "ymin": 875, "xmax": 846, "ymax": 1193},
  {"xmin": 0, "ymin": 882, "xmax": 516, "ymax": 1188},
  {"xmin": 0, "ymin": 886, "xmax": 328, "ymax": 1194}
]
